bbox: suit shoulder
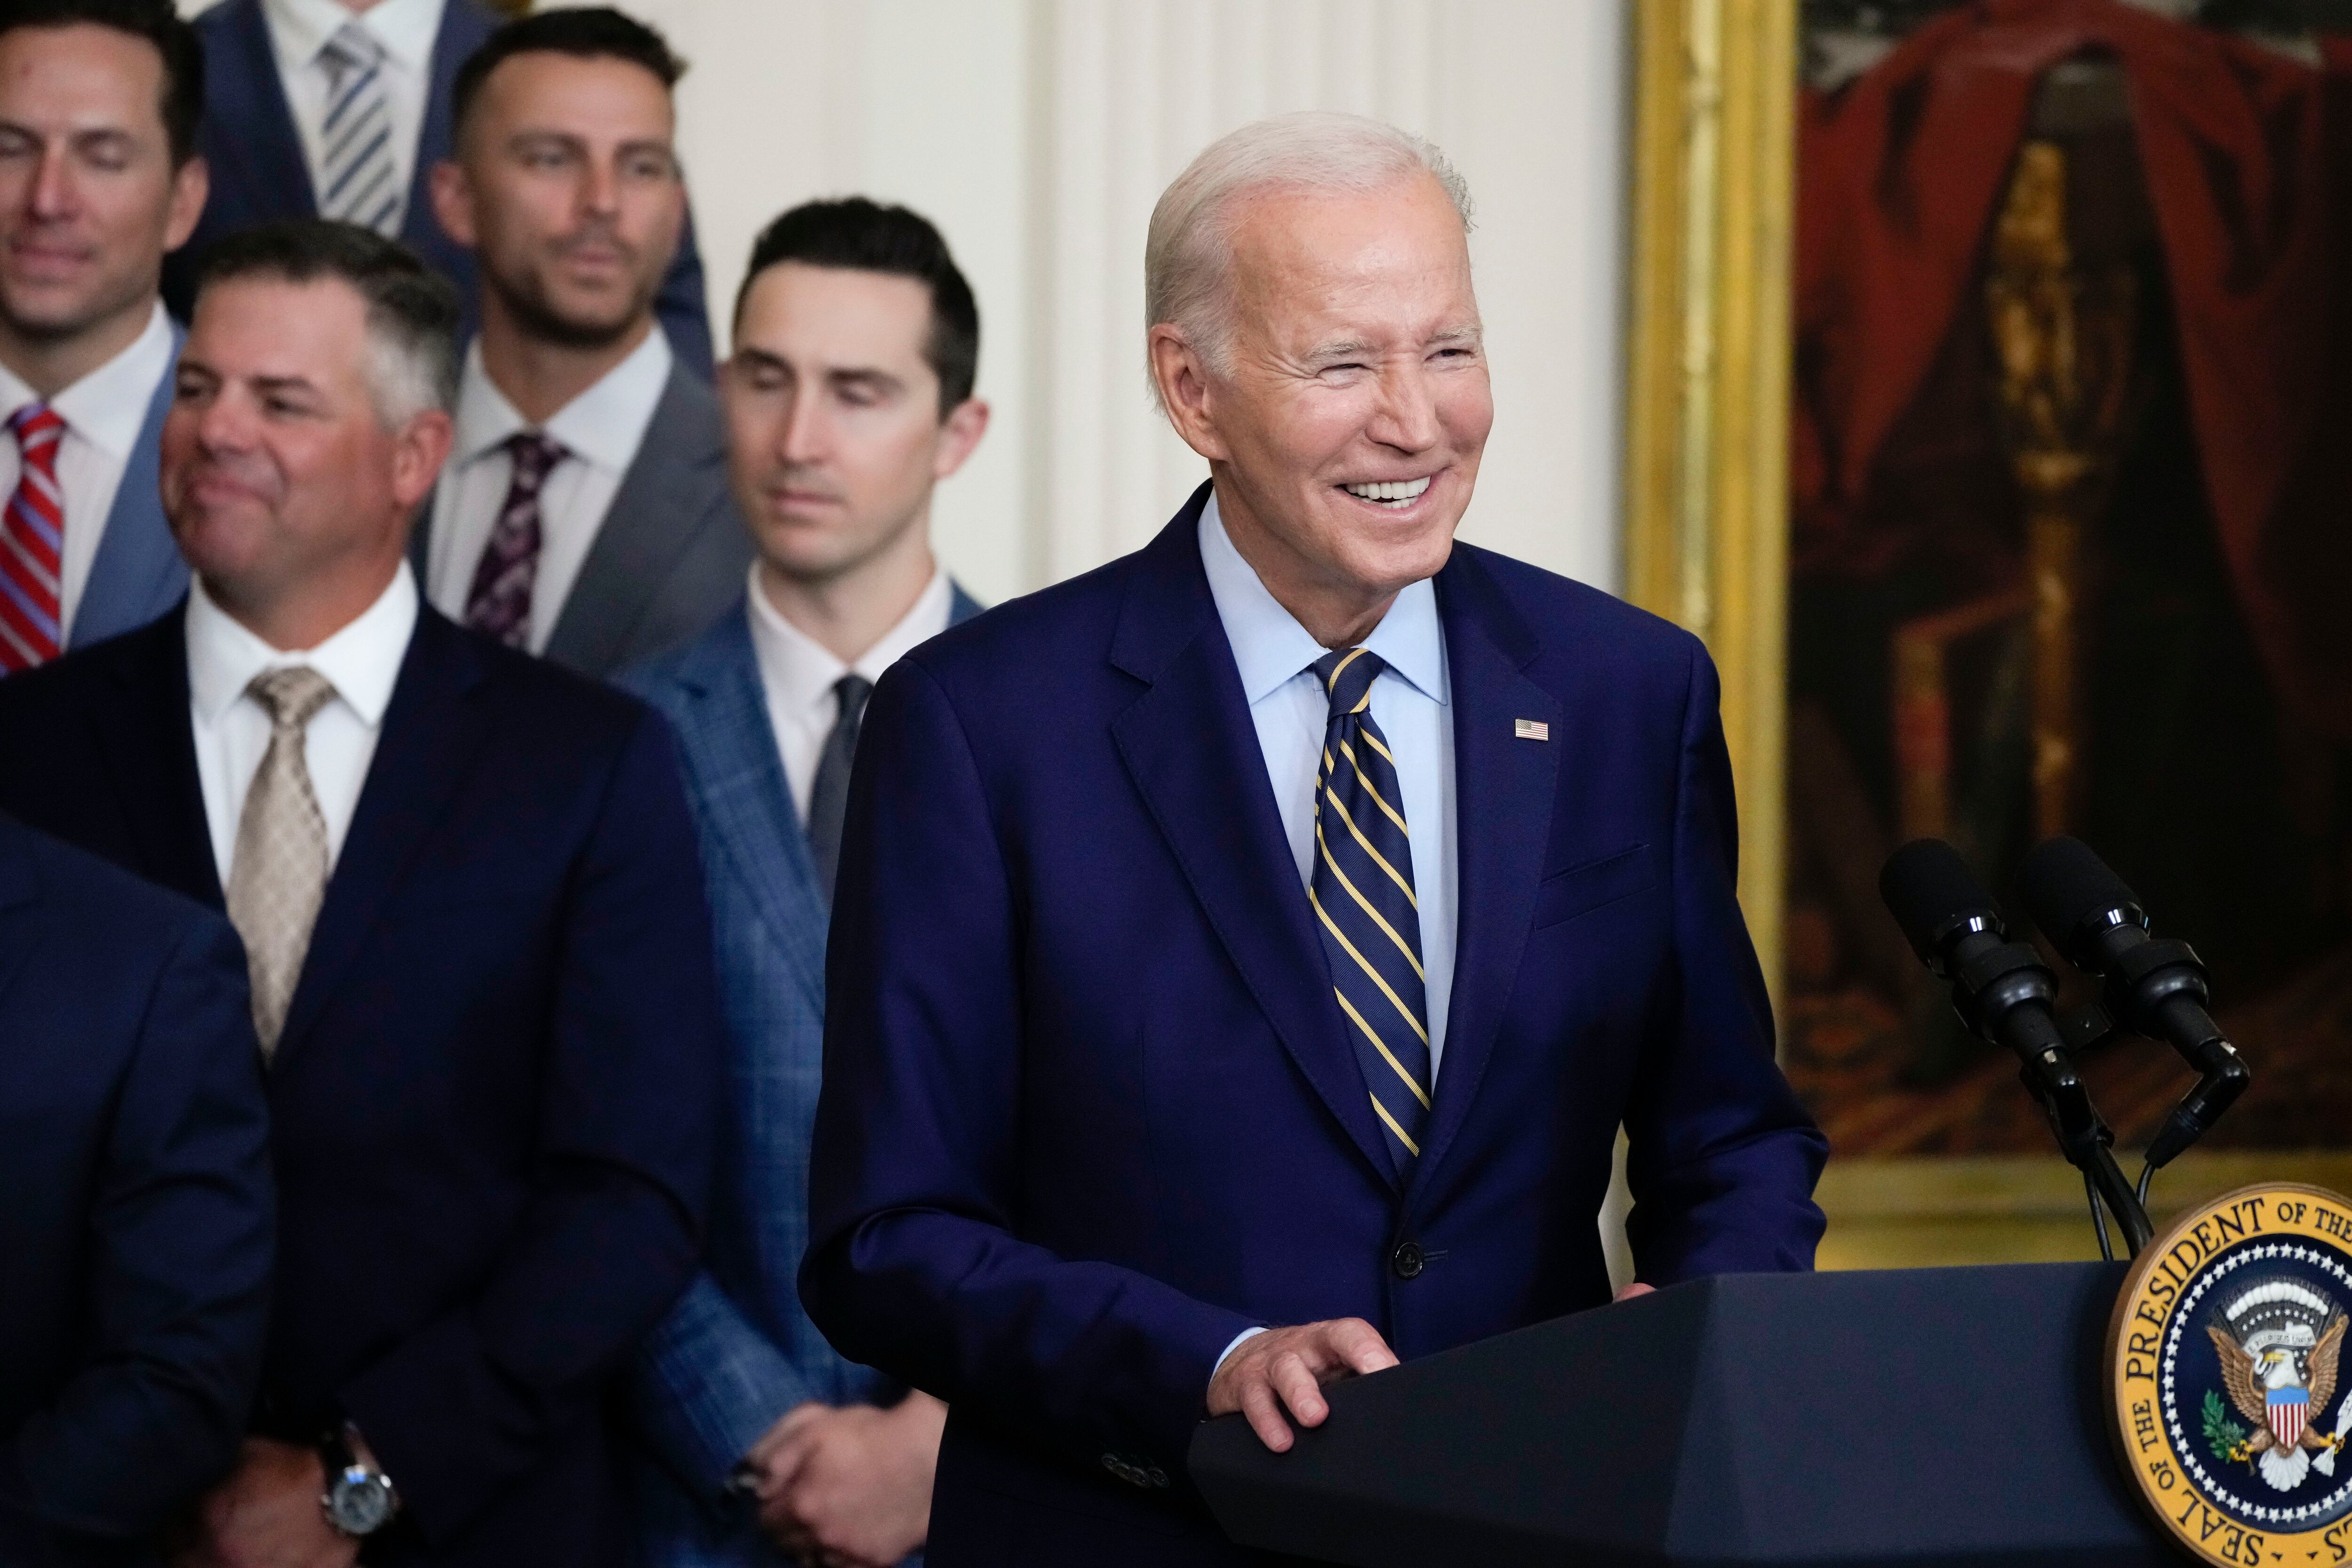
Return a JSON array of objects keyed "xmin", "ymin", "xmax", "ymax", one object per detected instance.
[
  {"xmin": 473, "ymin": 630, "xmax": 665, "ymax": 749},
  {"xmin": 1454, "ymin": 542, "xmax": 1706, "ymax": 675},
  {"xmin": 12, "ymin": 816, "xmax": 228, "ymax": 959},
  {"xmin": 902, "ymin": 552, "xmax": 1133, "ymax": 689},
  {"xmin": 0, "ymin": 614, "xmax": 173, "ymax": 720}
]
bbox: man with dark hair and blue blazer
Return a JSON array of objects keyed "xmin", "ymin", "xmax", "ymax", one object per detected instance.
[
  {"xmin": 623, "ymin": 198, "xmax": 987, "ymax": 1568},
  {"xmin": 0, "ymin": 811, "xmax": 274, "ymax": 1566},
  {"xmin": 0, "ymin": 0, "xmax": 205, "ymax": 675},
  {"xmin": 800, "ymin": 113, "xmax": 1830, "ymax": 1566},
  {"xmin": 0, "ymin": 218, "xmax": 722, "ymax": 1568},
  {"xmin": 163, "ymin": 0, "xmax": 713, "ymax": 374}
]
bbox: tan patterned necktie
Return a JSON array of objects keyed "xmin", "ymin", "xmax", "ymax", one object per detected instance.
[{"xmin": 226, "ymin": 667, "xmax": 338, "ymax": 1058}]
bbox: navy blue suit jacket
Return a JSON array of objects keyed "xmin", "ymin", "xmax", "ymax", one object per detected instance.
[
  {"xmin": 0, "ymin": 813, "xmax": 272, "ymax": 1567},
  {"xmin": 619, "ymin": 586, "xmax": 980, "ymax": 1565},
  {"xmin": 63, "ymin": 328, "xmax": 187, "ymax": 653},
  {"xmin": 167, "ymin": 0, "xmax": 714, "ymax": 375},
  {"xmin": 801, "ymin": 486, "xmax": 1828, "ymax": 1565},
  {"xmin": 0, "ymin": 605, "xmax": 724, "ymax": 1567}
]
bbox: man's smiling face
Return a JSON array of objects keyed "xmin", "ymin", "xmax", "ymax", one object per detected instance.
[{"xmin": 1187, "ymin": 170, "xmax": 1492, "ymax": 617}]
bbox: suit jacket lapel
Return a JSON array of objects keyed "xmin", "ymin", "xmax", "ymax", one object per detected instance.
[
  {"xmin": 1109, "ymin": 492, "xmax": 1396, "ymax": 1186},
  {"xmin": 87, "ymin": 611, "xmax": 222, "ymax": 908},
  {"xmin": 1410, "ymin": 548, "xmax": 1560, "ymax": 1190},
  {"xmin": 72, "ymin": 334, "xmax": 186, "ymax": 650},
  {"xmin": 543, "ymin": 363, "xmax": 728, "ymax": 673},
  {"xmin": 275, "ymin": 609, "xmax": 494, "ymax": 1062},
  {"xmin": 667, "ymin": 610, "xmax": 828, "ymax": 1008},
  {"xmin": 208, "ymin": 0, "xmax": 318, "ymax": 219}
]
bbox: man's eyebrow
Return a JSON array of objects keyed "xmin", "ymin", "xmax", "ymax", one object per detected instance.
[
  {"xmin": 1302, "ymin": 337, "xmax": 1378, "ymax": 363},
  {"xmin": 827, "ymin": 366, "xmax": 904, "ymax": 392},
  {"xmin": 249, "ymin": 374, "xmax": 324, "ymax": 399},
  {"xmin": 1428, "ymin": 324, "xmax": 1484, "ymax": 347}
]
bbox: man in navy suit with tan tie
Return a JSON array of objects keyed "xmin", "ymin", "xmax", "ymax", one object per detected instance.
[{"xmin": 801, "ymin": 112, "xmax": 1829, "ymax": 1565}]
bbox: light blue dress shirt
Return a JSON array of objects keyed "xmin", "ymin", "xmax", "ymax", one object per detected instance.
[{"xmin": 1196, "ymin": 491, "xmax": 1459, "ymax": 1077}]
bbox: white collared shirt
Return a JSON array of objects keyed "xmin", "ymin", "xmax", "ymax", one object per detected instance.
[
  {"xmin": 745, "ymin": 562, "xmax": 954, "ymax": 827},
  {"xmin": 1197, "ymin": 490, "xmax": 1459, "ymax": 1077},
  {"xmin": 424, "ymin": 329, "xmax": 673, "ymax": 653},
  {"xmin": 260, "ymin": 0, "xmax": 445, "ymax": 234},
  {"xmin": 186, "ymin": 561, "xmax": 418, "ymax": 884},
  {"xmin": 0, "ymin": 302, "xmax": 175, "ymax": 642}
]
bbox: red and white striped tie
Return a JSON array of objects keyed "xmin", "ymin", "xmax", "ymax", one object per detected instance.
[{"xmin": 0, "ymin": 403, "xmax": 66, "ymax": 673}]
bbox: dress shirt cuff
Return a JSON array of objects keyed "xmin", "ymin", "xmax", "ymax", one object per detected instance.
[{"xmin": 1208, "ymin": 1326, "xmax": 1269, "ymax": 1392}]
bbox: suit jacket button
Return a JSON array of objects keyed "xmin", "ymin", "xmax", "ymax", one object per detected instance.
[{"xmin": 1392, "ymin": 1241, "xmax": 1426, "ymax": 1279}]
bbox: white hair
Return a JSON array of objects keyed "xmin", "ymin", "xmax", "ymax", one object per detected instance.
[{"xmin": 1144, "ymin": 111, "xmax": 1474, "ymax": 406}]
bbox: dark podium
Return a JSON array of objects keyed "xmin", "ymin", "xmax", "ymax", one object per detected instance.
[{"xmin": 1190, "ymin": 1263, "xmax": 2174, "ymax": 1567}]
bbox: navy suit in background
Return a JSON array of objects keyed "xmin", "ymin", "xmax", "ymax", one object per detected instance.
[
  {"xmin": 0, "ymin": 813, "xmax": 272, "ymax": 1567},
  {"xmin": 802, "ymin": 485, "xmax": 1828, "ymax": 1566},
  {"xmin": 62, "ymin": 332, "xmax": 187, "ymax": 653},
  {"xmin": 0, "ymin": 606, "xmax": 724, "ymax": 1567},
  {"xmin": 619, "ymin": 586, "xmax": 980, "ymax": 1566},
  {"xmin": 167, "ymin": 0, "xmax": 715, "ymax": 375}
]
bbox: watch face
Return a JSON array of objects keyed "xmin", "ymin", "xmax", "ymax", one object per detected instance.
[{"xmin": 327, "ymin": 1469, "xmax": 395, "ymax": 1535}]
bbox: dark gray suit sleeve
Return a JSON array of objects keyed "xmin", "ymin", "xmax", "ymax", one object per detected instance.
[
  {"xmin": 659, "ymin": 205, "xmax": 715, "ymax": 380},
  {"xmin": 0, "ymin": 913, "xmax": 273, "ymax": 1551}
]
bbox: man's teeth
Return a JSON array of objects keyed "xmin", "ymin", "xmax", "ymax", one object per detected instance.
[{"xmin": 1342, "ymin": 477, "xmax": 1433, "ymax": 505}]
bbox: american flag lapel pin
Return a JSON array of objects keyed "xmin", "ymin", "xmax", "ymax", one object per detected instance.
[{"xmin": 1514, "ymin": 719, "xmax": 1550, "ymax": 741}]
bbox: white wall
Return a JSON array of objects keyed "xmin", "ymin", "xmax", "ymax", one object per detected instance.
[{"xmin": 618, "ymin": 0, "xmax": 1628, "ymax": 605}]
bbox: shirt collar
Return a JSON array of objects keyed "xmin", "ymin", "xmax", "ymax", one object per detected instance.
[
  {"xmin": 262, "ymin": 0, "xmax": 445, "ymax": 73},
  {"xmin": 1197, "ymin": 489, "xmax": 1448, "ymax": 707},
  {"xmin": 185, "ymin": 560, "xmax": 419, "ymax": 727},
  {"xmin": 451, "ymin": 327, "xmax": 673, "ymax": 474},
  {"xmin": 0, "ymin": 302, "xmax": 173, "ymax": 460},
  {"xmin": 746, "ymin": 561, "xmax": 954, "ymax": 715}
]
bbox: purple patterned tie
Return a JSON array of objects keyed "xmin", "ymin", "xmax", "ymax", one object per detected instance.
[{"xmin": 462, "ymin": 431, "xmax": 566, "ymax": 648}]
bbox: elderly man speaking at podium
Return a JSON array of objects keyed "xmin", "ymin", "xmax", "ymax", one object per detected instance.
[{"xmin": 802, "ymin": 111, "xmax": 1828, "ymax": 1566}]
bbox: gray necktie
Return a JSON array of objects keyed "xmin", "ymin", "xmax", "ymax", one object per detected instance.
[
  {"xmin": 807, "ymin": 674, "xmax": 873, "ymax": 904},
  {"xmin": 225, "ymin": 667, "xmax": 337, "ymax": 1058},
  {"xmin": 318, "ymin": 22, "xmax": 400, "ymax": 234}
]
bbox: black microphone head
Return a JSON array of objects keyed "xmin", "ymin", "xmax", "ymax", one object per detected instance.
[
  {"xmin": 2020, "ymin": 836, "xmax": 2146, "ymax": 960},
  {"xmin": 1880, "ymin": 839, "xmax": 2004, "ymax": 970}
]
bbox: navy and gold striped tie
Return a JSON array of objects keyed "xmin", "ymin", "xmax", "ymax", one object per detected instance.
[{"xmin": 1309, "ymin": 647, "xmax": 1432, "ymax": 1173}]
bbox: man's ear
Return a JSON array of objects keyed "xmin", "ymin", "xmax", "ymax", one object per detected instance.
[
  {"xmin": 427, "ymin": 160, "xmax": 478, "ymax": 250},
  {"xmin": 932, "ymin": 397, "xmax": 990, "ymax": 482},
  {"xmin": 389, "ymin": 408, "xmax": 456, "ymax": 513},
  {"xmin": 1148, "ymin": 324, "xmax": 1229, "ymax": 463},
  {"xmin": 164, "ymin": 155, "xmax": 210, "ymax": 254}
]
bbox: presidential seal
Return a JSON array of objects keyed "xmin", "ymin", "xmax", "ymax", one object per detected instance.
[{"xmin": 2108, "ymin": 1185, "xmax": 2352, "ymax": 1567}]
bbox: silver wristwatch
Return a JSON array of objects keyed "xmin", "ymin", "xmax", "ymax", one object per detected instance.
[{"xmin": 320, "ymin": 1421, "xmax": 399, "ymax": 1538}]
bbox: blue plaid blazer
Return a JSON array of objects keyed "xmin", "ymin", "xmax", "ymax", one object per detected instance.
[{"xmin": 619, "ymin": 587, "xmax": 980, "ymax": 1567}]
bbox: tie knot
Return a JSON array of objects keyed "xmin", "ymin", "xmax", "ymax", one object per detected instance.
[
  {"xmin": 505, "ymin": 431, "xmax": 566, "ymax": 493},
  {"xmin": 323, "ymin": 20, "xmax": 385, "ymax": 76},
  {"xmin": 1312, "ymin": 646, "xmax": 1386, "ymax": 718},
  {"xmin": 246, "ymin": 666, "xmax": 337, "ymax": 732},
  {"xmin": 834, "ymin": 672, "xmax": 874, "ymax": 720},
  {"xmin": 9, "ymin": 402, "xmax": 62, "ymax": 456}
]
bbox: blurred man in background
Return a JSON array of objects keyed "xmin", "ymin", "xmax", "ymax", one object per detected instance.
[
  {"xmin": 623, "ymin": 197, "xmax": 988, "ymax": 1568},
  {"xmin": 0, "ymin": 0, "xmax": 206, "ymax": 674},
  {"xmin": 418, "ymin": 7, "xmax": 743, "ymax": 678},
  {"xmin": 167, "ymin": 0, "xmax": 713, "ymax": 369}
]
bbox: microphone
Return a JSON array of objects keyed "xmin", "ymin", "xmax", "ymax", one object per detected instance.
[
  {"xmin": 2018, "ymin": 837, "xmax": 2249, "ymax": 1169},
  {"xmin": 1880, "ymin": 839, "xmax": 2152, "ymax": 1255},
  {"xmin": 1879, "ymin": 839, "xmax": 2065, "ymax": 1059}
]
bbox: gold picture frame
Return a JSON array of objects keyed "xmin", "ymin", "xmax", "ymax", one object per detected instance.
[{"xmin": 1621, "ymin": 0, "xmax": 2342, "ymax": 1267}]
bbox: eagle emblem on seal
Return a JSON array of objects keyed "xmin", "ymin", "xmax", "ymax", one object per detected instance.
[{"xmin": 2207, "ymin": 1278, "xmax": 2351, "ymax": 1491}]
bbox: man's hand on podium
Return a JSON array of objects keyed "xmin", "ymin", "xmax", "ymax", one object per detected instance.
[
  {"xmin": 1615, "ymin": 1282, "xmax": 1655, "ymax": 1301},
  {"xmin": 1208, "ymin": 1319, "xmax": 1400, "ymax": 1452}
]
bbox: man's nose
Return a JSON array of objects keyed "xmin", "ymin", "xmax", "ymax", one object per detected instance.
[
  {"xmin": 777, "ymin": 391, "xmax": 827, "ymax": 466},
  {"xmin": 1368, "ymin": 362, "xmax": 1443, "ymax": 453},
  {"xmin": 580, "ymin": 158, "xmax": 621, "ymax": 218},
  {"xmin": 26, "ymin": 145, "xmax": 76, "ymax": 219}
]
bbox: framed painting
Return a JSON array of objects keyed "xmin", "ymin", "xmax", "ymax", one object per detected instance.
[{"xmin": 1626, "ymin": 0, "xmax": 2352, "ymax": 1265}]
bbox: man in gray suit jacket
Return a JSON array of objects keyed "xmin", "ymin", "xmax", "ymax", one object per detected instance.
[
  {"xmin": 622, "ymin": 198, "xmax": 989, "ymax": 1568},
  {"xmin": 0, "ymin": 0, "xmax": 206, "ymax": 675},
  {"xmin": 413, "ymin": 8, "xmax": 744, "ymax": 677}
]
